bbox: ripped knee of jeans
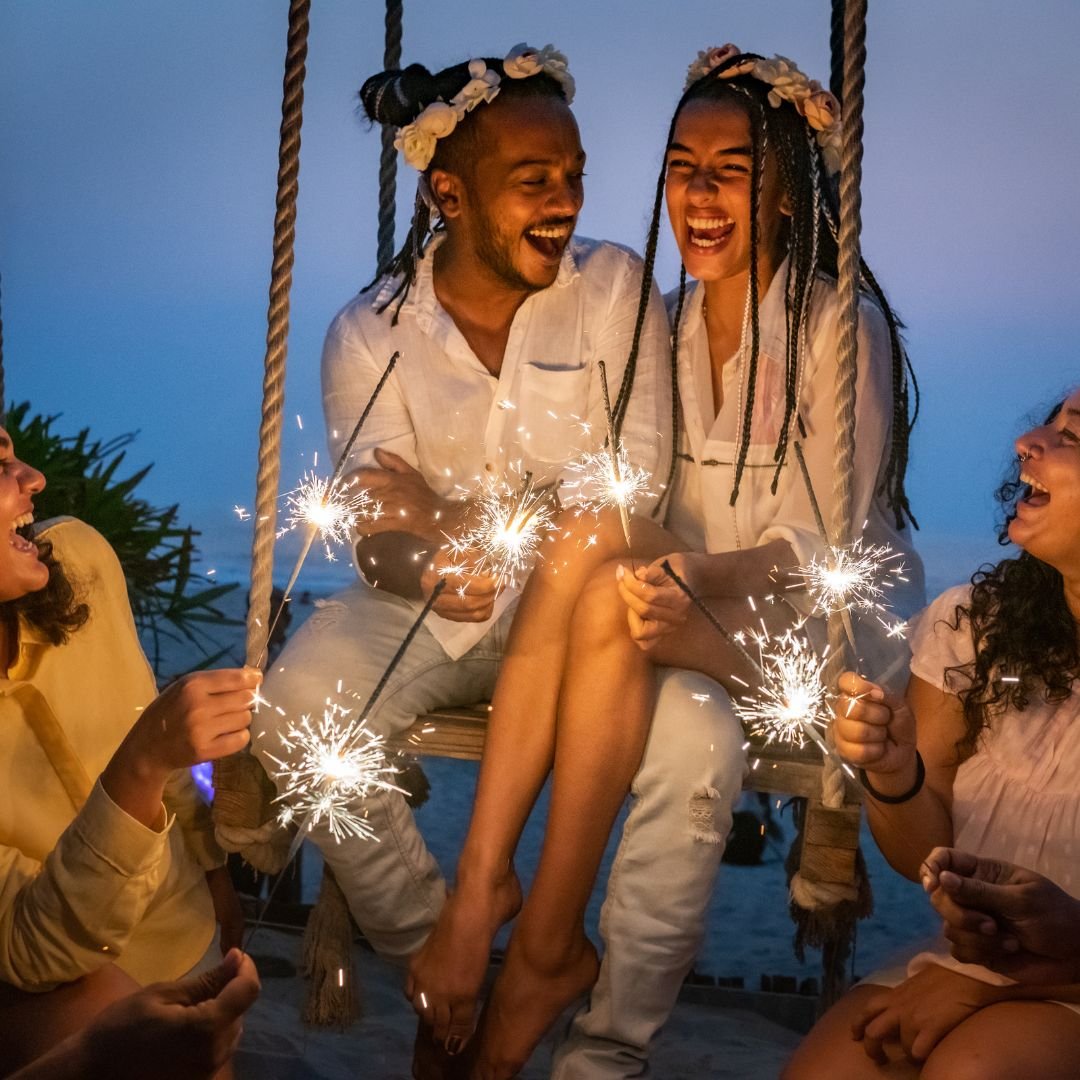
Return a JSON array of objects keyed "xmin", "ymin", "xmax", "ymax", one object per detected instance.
[
  {"xmin": 688, "ymin": 786, "xmax": 724, "ymax": 845},
  {"xmin": 309, "ymin": 598, "xmax": 348, "ymax": 629}
]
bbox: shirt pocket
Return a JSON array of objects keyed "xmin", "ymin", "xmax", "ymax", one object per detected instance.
[{"xmin": 516, "ymin": 361, "xmax": 591, "ymax": 463}]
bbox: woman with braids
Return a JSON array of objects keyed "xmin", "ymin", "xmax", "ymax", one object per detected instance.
[
  {"xmin": 786, "ymin": 391, "xmax": 1080, "ymax": 1078},
  {"xmin": 410, "ymin": 45, "xmax": 923, "ymax": 1079},
  {"xmin": 0, "ymin": 428, "xmax": 260, "ymax": 1079}
]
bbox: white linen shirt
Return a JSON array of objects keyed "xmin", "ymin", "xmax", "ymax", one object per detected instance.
[
  {"xmin": 664, "ymin": 264, "xmax": 925, "ymax": 684},
  {"xmin": 322, "ymin": 234, "xmax": 671, "ymax": 658}
]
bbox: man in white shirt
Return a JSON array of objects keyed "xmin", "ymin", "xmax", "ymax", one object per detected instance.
[{"xmin": 251, "ymin": 42, "xmax": 670, "ymax": 1004}]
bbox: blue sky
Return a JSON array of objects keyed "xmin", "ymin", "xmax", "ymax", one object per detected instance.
[{"xmin": 2, "ymin": 0, "xmax": 1078, "ymax": 587}]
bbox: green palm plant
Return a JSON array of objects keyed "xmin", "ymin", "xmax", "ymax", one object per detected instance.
[{"xmin": 8, "ymin": 401, "xmax": 239, "ymax": 677}]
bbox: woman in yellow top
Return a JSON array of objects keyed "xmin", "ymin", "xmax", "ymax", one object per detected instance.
[{"xmin": 0, "ymin": 425, "xmax": 259, "ymax": 1078}]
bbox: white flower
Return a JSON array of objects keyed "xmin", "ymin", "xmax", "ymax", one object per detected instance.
[
  {"xmin": 817, "ymin": 127, "xmax": 842, "ymax": 176},
  {"xmin": 503, "ymin": 42, "xmax": 542, "ymax": 79},
  {"xmin": 801, "ymin": 87, "xmax": 840, "ymax": 133},
  {"xmin": 685, "ymin": 43, "xmax": 742, "ymax": 88},
  {"xmin": 503, "ymin": 42, "xmax": 575, "ymax": 103},
  {"xmin": 452, "ymin": 63, "xmax": 501, "ymax": 114},
  {"xmin": 414, "ymin": 101, "xmax": 458, "ymax": 139},
  {"xmin": 394, "ymin": 122, "xmax": 438, "ymax": 171}
]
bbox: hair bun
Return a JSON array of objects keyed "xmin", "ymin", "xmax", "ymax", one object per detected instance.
[{"xmin": 359, "ymin": 63, "xmax": 445, "ymax": 126}]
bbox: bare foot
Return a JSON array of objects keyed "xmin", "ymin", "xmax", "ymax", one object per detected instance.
[
  {"xmin": 407, "ymin": 867, "xmax": 523, "ymax": 1051},
  {"xmin": 468, "ymin": 931, "xmax": 600, "ymax": 1079}
]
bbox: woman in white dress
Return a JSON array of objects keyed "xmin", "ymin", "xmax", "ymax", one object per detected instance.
[{"xmin": 786, "ymin": 389, "xmax": 1080, "ymax": 1078}]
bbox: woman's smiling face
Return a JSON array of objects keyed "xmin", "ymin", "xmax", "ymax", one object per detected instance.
[
  {"xmin": 0, "ymin": 429, "xmax": 48, "ymax": 603},
  {"xmin": 1010, "ymin": 387, "xmax": 1080, "ymax": 579}
]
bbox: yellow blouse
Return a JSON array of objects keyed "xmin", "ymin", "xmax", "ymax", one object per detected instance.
[{"xmin": 0, "ymin": 518, "xmax": 223, "ymax": 991}]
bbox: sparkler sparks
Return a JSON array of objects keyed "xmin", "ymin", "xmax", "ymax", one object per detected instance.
[
  {"xmin": 266, "ymin": 702, "xmax": 404, "ymax": 843},
  {"xmin": 564, "ymin": 445, "xmax": 652, "ymax": 517},
  {"xmin": 445, "ymin": 471, "xmax": 556, "ymax": 589},
  {"xmin": 283, "ymin": 471, "xmax": 381, "ymax": 560},
  {"xmin": 735, "ymin": 629, "xmax": 833, "ymax": 749},
  {"xmin": 792, "ymin": 539, "xmax": 907, "ymax": 618}
]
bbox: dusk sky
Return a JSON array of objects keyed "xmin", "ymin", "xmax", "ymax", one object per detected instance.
[{"xmin": 2, "ymin": 0, "xmax": 1078, "ymax": 587}]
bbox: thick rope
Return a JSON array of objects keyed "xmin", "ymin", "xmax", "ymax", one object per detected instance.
[
  {"xmin": 822, "ymin": 0, "xmax": 867, "ymax": 813},
  {"xmin": 213, "ymin": 0, "xmax": 310, "ymax": 830},
  {"xmin": 829, "ymin": 0, "xmax": 846, "ymax": 103},
  {"xmin": 376, "ymin": 0, "xmax": 403, "ymax": 276}
]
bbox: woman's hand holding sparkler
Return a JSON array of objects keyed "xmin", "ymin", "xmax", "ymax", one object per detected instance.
[
  {"xmin": 347, "ymin": 449, "xmax": 467, "ymax": 543},
  {"xmin": 833, "ymin": 671, "xmax": 918, "ymax": 790},
  {"xmin": 617, "ymin": 552, "xmax": 704, "ymax": 650},
  {"xmin": 102, "ymin": 669, "xmax": 262, "ymax": 830}
]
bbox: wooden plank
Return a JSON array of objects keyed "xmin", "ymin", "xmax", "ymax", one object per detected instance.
[{"xmin": 803, "ymin": 803, "xmax": 862, "ymax": 849}]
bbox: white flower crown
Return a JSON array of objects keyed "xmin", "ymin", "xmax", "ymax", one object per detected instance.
[
  {"xmin": 684, "ymin": 44, "xmax": 842, "ymax": 176},
  {"xmin": 394, "ymin": 43, "xmax": 576, "ymax": 172}
]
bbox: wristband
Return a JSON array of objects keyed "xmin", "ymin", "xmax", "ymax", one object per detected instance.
[{"xmin": 858, "ymin": 750, "xmax": 925, "ymax": 805}]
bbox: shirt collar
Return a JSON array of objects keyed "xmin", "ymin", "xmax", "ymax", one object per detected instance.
[{"xmin": 4, "ymin": 614, "xmax": 49, "ymax": 683}]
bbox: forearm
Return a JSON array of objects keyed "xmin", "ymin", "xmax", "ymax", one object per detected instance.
[
  {"xmin": 986, "ymin": 975, "xmax": 1080, "ymax": 1005},
  {"xmin": 697, "ymin": 538, "xmax": 797, "ymax": 597},
  {"xmin": 100, "ymin": 742, "xmax": 169, "ymax": 833},
  {"xmin": 355, "ymin": 532, "xmax": 434, "ymax": 599},
  {"xmin": 863, "ymin": 767, "xmax": 954, "ymax": 882},
  {"xmin": 9, "ymin": 1033, "xmax": 98, "ymax": 1080}
]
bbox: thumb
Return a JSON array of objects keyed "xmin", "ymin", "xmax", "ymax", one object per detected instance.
[
  {"xmin": 207, "ymin": 952, "xmax": 261, "ymax": 1021},
  {"xmin": 166, "ymin": 947, "xmax": 245, "ymax": 1007},
  {"xmin": 941, "ymin": 870, "xmax": 1019, "ymax": 917},
  {"xmin": 373, "ymin": 448, "xmax": 417, "ymax": 474}
]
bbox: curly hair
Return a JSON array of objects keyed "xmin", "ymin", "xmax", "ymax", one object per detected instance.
[
  {"xmin": 945, "ymin": 400, "xmax": 1079, "ymax": 760},
  {"xmin": 1, "ymin": 529, "xmax": 89, "ymax": 648}
]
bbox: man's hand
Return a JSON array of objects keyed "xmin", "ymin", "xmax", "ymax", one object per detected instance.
[
  {"xmin": 348, "ymin": 449, "xmax": 462, "ymax": 543},
  {"xmin": 16, "ymin": 950, "xmax": 261, "ymax": 1080},
  {"xmin": 852, "ymin": 964, "xmax": 995, "ymax": 1064},
  {"xmin": 922, "ymin": 847, "xmax": 1080, "ymax": 983},
  {"xmin": 421, "ymin": 548, "xmax": 500, "ymax": 623}
]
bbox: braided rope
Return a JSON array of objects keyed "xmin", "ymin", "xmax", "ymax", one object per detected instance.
[
  {"xmin": 213, "ymin": 0, "xmax": 310, "ymax": 827},
  {"xmin": 822, "ymin": 0, "xmax": 867, "ymax": 812},
  {"xmin": 376, "ymin": 0, "xmax": 403, "ymax": 274},
  {"xmin": 829, "ymin": 0, "xmax": 846, "ymax": 103}
]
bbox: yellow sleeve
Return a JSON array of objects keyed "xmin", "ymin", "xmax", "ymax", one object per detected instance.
[
  {"xmin": 163, "ymin": 768, "xmax": 227, "ymax": 871},
  {"xmin": 0, "ymin": 780, "xmax": 174, "ymax": 992}
]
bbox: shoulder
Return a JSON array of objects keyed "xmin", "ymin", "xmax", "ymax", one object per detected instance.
[
  {"xmin": 568, "ymin": 236, "xmax": 646, "ymax": 281},
  {"xmin": 807, "ymin": 274, "xmax": 890, "ymax": 337},
  {"xmin": 910, "ymin": 583, "xmax": 976, "ymax": 688},
  {"xmin": 37, "ymin": 517, "xmax": 124, "ymax": 589}
]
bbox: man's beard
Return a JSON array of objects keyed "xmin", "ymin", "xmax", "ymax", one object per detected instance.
[{"xmin": 472, "ymin": 205, "xmax": 539, "ymax": 293}]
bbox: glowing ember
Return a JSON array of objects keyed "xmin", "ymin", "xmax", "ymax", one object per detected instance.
[
  {"xmin": 445, "ymin": 470, "xmax": 556, "ymax": 590},
  {"xmin": 266, "ymin": 701, "xmax": 404, "ymax": 842}
]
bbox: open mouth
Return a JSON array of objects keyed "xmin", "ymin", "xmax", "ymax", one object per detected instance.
[
  {"xmin": 10, "ymin": 512, "xmax": 38, "ymax": 557},
  {"xmin": 524, "ymin": 221, "xmax": 573, "ymax": 261},
  {"xmin": 687, "ymin": 215, "xmax": 735, "ymax": 251},
  {"xmin": 1019, "ymin": 470, "xmax": 1050, "ymax": 508}
]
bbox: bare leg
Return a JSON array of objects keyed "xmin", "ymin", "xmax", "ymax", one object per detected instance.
[
  {"xmin": 472, "ymin": 588, "xmax": 796, "ymax": 1078},
  {"xmin": 408, "ymin": 513, "xmax": 674, "ymax": 1051}
]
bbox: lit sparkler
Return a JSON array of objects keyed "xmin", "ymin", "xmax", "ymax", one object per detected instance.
[
  {"xmin": 735, "ymin": 629, "xmax": 832, "ymax": 749},
  {"xmin": 283, "ymin": 471, "xmax": 382, "ymax": 561},
  {"xmin": 792, "ymin": 538, "xmax": 907, "ymax": 619},
  {"xmin": 266, "ymin": 701, "xmax": 404, "ymax": 843},
  {"xmin": 564, "ymin": 445, "xmax": 652, "ymax": 519},
  {"xmin": 445, "ymin": 470, "xmax": 556, "ymax": 590}
]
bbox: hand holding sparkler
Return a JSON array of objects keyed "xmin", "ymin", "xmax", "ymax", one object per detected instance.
[
  {"xmin": 832, "ymin": 670, "xmax": 919, "ymax": 790},
  {"xmin": 616, "ymin": 553, "xmax": 702, "ymax": 650},
  {"xmin": 421, "ymin": 546, "xmax": 500, "ymax": 623},
  {"xmin": 347, "ymin": 448, "xmax": 466, "ymax": 543}
]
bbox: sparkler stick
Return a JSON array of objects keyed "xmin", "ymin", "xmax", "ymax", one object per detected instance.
[
  {"xmin": 597, "ymin": 360, "xmax": 634, "ymax": 566},
  {"xmin": 244, "ymin": 578, "xmax": 447, "ymax": 950},
  {"xmin": 258, "ymin": 352, "xmax": 399, "ymax": 666}
]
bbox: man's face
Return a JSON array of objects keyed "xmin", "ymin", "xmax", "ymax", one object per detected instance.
[{"xmin": 441, "ymin": 95, "xmax": 586, "ymax": 292}]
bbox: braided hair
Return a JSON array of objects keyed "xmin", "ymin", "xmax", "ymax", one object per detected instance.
[
  {"xmin": 628, "ymin": 53, "xmax": 918, "ymax": 528},
  {"xmin": 944, "ymin": 399, "xmax": 1079, "ymax": 760},
  {"xmin": 359, "ymin": 60, "xmax": 568, "ymax": 323}
]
